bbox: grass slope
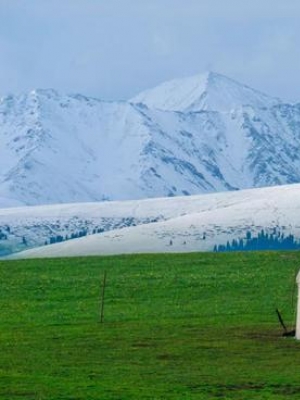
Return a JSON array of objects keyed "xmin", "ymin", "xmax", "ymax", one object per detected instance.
[{"xmin": 0, "ymin": 252, "xmax": 300, "ymax": 399}]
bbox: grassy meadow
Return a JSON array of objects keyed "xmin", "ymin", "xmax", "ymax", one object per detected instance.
[{"xmin": 0, "ymin": 251, "xmax": 300, "ymax": 399}]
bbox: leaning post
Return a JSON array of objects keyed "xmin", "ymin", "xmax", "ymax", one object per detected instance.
[
  {"xmin": 296, "ymin": 270, "xmax": 300, "ymax": 339},
  {"xmin": 100, "ymin": 271, "xmax": 107, "ymax": 324}
]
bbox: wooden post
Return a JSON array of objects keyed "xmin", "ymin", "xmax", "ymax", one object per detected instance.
[
  {"xmin": 100, "ymin": 271, "xmax": 107, "ymax": 323},
  {"xmin": 296, "ymin": 271, "xmax": 300, "ymax": 339}
]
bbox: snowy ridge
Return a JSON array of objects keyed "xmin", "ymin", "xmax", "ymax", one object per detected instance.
[
  {"xmin": 131, "ymin": 71, "xmax": 280, "ymax": 112},
  {"xmin": 0, "ymin": 72, "xmax": 300, "ymax": 207},
  {"xmin": 5, "ymin": 183, "xmax": 300, "ymax": 259}
]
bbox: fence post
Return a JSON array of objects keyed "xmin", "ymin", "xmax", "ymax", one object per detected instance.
[
  {"xmin": 296, "ymin": 271, "xmax": 300, "ymax": 339},
  {"xmin": 100, "ymin": 271, "xmax": 107, "ymax": 323}
]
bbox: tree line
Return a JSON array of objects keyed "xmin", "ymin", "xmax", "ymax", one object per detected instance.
[{"xmin": 214, "ymin": 229, "xmax": 300, "ymax": 252}]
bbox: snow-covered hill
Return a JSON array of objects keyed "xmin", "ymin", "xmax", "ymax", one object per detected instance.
[
  {"xmin": 4, "ymin": 183, "xmax": 300, "ymax": 259},
  {"xmin": 1, "ymin": 72, "xmax": 300, "ymax": 207}
]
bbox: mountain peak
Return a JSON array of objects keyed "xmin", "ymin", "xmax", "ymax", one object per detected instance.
[
  {"xmin": 29, "ymin": 88, "xmax": 60, "ymax": 98},
  {"xmin": 0, "ymin": 72, "xmax": 299, "ymax": 208},
  {"xmin": 131, "ymin": 71, "xmax": 280, "ymax": 112}
]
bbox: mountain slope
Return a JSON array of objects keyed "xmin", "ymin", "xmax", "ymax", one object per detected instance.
[
  {"xmin": 6, "ymin": 183, "xmax": 300, "ymax": 259},
  {"xmin": 131, "ymin": 71, "xmax": 280, "ymax": 112},
  {"xmin": 0, "ymin": 90, "xmax": 154, "ymax": 206},
  {"xmin": 1, "ymin": 73, "xmax": 300, "ymax": 207}
]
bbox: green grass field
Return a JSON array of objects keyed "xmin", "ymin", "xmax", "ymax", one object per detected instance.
[{"xmin": 1, "ymin": 252, "xmax": 300, "ymax": 399}]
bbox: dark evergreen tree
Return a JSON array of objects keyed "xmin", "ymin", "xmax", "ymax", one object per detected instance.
[{"xmin": 214, "ymin": 229, "xmax": 300, "ymax": 252}]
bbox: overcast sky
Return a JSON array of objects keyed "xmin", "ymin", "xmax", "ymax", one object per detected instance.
[{"xmin": 1, "ymin": 0, "xmax": 300, "ymax": 102}]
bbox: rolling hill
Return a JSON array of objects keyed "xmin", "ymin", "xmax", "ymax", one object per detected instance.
[{"xmin": 4, "ymin": 183, "xmax": 300, "ymax": 258}]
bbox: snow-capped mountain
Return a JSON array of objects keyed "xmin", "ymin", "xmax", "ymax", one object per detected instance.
[
  {"xmin": 1, "ymin": 72, "xmax": 300, "ymax": 207},
  {"xmin": 131, "ymin": 71, "xmax": 280, "ymax": 112},
  {"xmin": 6, "ymin": 183, "xmax": 300, "ymax": 259}
]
